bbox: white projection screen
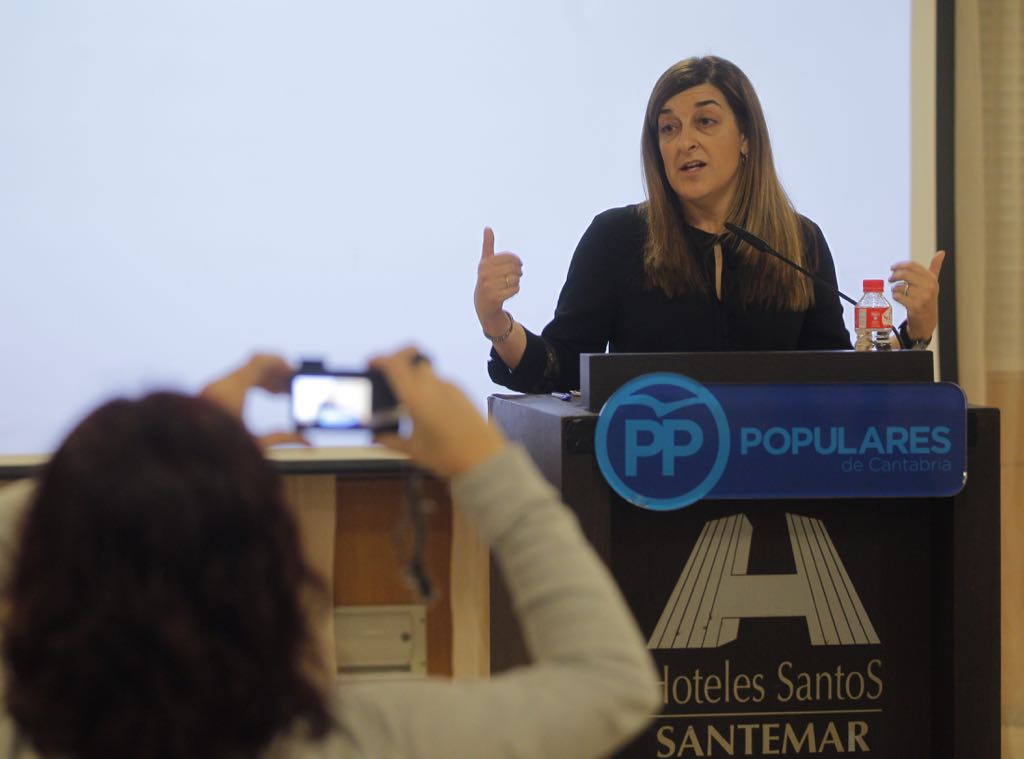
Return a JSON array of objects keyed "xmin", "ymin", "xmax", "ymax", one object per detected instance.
[{"xmin": 0, "ymin": 0, "xmax": 933, "ymax": 456}]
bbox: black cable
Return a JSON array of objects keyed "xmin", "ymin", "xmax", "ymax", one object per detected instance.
[{"xmin": 396, "ymin": 468, "xmax": 434, "ymax": 603}]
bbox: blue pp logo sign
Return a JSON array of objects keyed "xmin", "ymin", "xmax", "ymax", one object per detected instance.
[{"xmin": 595, "ymin": 373, "xmax": 730, "ymax": 510}]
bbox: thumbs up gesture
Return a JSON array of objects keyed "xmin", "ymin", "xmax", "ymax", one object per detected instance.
[{"xmin": 474, "ymin": 227, "xmax": 524, "ymax": 333}]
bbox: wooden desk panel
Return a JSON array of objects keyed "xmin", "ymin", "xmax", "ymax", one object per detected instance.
[
  {"xmin": 333, "ymin": 475, "xmax": 453, "ymax": 677},
  {"xmin": 280, "ymin": 461, "xmax": 489, "ymax": 682}
]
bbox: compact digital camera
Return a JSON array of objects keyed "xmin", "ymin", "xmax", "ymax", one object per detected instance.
[{"xmin": 290, "ymin": 360, "xmax": 399, "ymax": 432}]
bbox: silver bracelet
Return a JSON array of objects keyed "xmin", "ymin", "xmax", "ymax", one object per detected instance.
[{"xmin": 483, "ymin": 311, "xmax": 515, "ymax": 343}]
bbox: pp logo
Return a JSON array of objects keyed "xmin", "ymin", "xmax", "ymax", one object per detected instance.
[{"xmin": 595, "ymin": 373, "xmax": 729, "ymax": 510}]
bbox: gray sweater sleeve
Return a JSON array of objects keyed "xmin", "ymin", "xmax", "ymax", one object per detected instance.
[{"xmin": 312, "ymin": 445, "xmax": 659, "ymax": 759}]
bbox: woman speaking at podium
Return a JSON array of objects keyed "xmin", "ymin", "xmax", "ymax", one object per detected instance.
[{"xmin": 474, "ymin": 56, "xmax": 944, "ymax": 394}]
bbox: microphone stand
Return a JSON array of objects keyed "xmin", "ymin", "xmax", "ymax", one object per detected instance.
[{"xmin": 723, "ymin": 222, "xmax": 904, "ymax": 347}]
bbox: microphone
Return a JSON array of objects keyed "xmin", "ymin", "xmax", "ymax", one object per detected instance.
[{"xmin": 723, "ymin": 222, "xmax": 858, "ymax": 307}]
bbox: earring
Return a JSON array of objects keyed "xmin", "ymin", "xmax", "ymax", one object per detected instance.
[{"xmin": 740, "ymin": 152, "xmax": 748, "ymax": 164}]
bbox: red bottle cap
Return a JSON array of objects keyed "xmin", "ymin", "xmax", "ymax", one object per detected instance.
[{"xmin": 862, "ymin": 279, "xmax": 884, "ymax": 292}]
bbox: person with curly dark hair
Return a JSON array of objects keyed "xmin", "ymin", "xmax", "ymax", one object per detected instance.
[
  {"xmin": 0, "ymin": 349, "xmax": 658, "ymax": 759},
  {"xmin": 0, "ymin": 356, "xmax": 330, "ymax": 759}
]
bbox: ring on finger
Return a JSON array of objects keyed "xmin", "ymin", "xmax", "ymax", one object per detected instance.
[
  {"xmin": 905, "ymin": 282, "xmax": 911, "ymax": 296},
  {"xmin": 504, "ymin": 275, "xmax": 510, "ymax": 289}
]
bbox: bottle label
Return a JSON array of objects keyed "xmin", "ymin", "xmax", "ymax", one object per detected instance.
[{"xmin": 855, "ymin": 305, "xmax": 892, "ymax": 330}]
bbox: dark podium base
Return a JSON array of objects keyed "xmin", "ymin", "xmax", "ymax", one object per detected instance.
[{"xmin": 488, "ymin": 351, "xmax": 999, "ymax": 759}]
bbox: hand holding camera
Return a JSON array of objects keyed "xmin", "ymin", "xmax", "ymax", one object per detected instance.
[
  {"xmin": 291, "ymin": 348, "xmax": 508, "ymax": 476},
  {"xmin": 200, "ymin": 353, "xmax": 308, "ymax": 449},
  {"xmin": 370, "ymin": 347, "xmax": 507, "ymax": 478},
  {"xmin": 203, "ymin": 349, "xmax": 505, "ymax": 477}
]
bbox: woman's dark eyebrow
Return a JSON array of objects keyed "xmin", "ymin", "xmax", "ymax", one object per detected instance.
[{"xmin": 660, "ymin": 98, "xmax": 722, "ymax": 116}]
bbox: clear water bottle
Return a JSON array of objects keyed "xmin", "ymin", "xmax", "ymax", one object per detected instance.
[{"xmin": 854, "ymin": 279, "xmax": 894, "ymax": 351}]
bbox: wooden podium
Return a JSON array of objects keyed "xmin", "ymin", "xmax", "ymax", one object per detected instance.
[{"xmin": 489, "ymin": 351, "xmax": 1000, "ymax": 759}]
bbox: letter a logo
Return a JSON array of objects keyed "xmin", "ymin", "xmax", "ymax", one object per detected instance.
[{"xmin": 648, "ymin": 513, "xmax": 879, "ymax": 647}]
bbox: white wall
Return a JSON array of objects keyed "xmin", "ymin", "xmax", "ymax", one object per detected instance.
[{"xmin": 0, "ymin": 0, "xmax": 913, "ymax": 454}]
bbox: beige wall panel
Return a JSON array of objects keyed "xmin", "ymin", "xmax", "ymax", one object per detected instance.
[
  {"xmin": 283, "ymin": 474, "xmax": 339, "ymax": 684},
  {"xmin": 449, "ymin": 495, "xmax": 490, "ymax": 678}
]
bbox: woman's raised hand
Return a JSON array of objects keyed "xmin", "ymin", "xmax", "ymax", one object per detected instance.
[
  {"xmin": 474, "ymin": 227, "xmax": 523, "ymax": 337},
  {"xmin": 889, "ymin": 250, "xmax": 946, "ymax": 342}
]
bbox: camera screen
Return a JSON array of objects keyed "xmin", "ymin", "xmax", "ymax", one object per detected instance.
[{"xmin": 291, "ymin": 374, "xmax": 373, "ymax": 430}]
